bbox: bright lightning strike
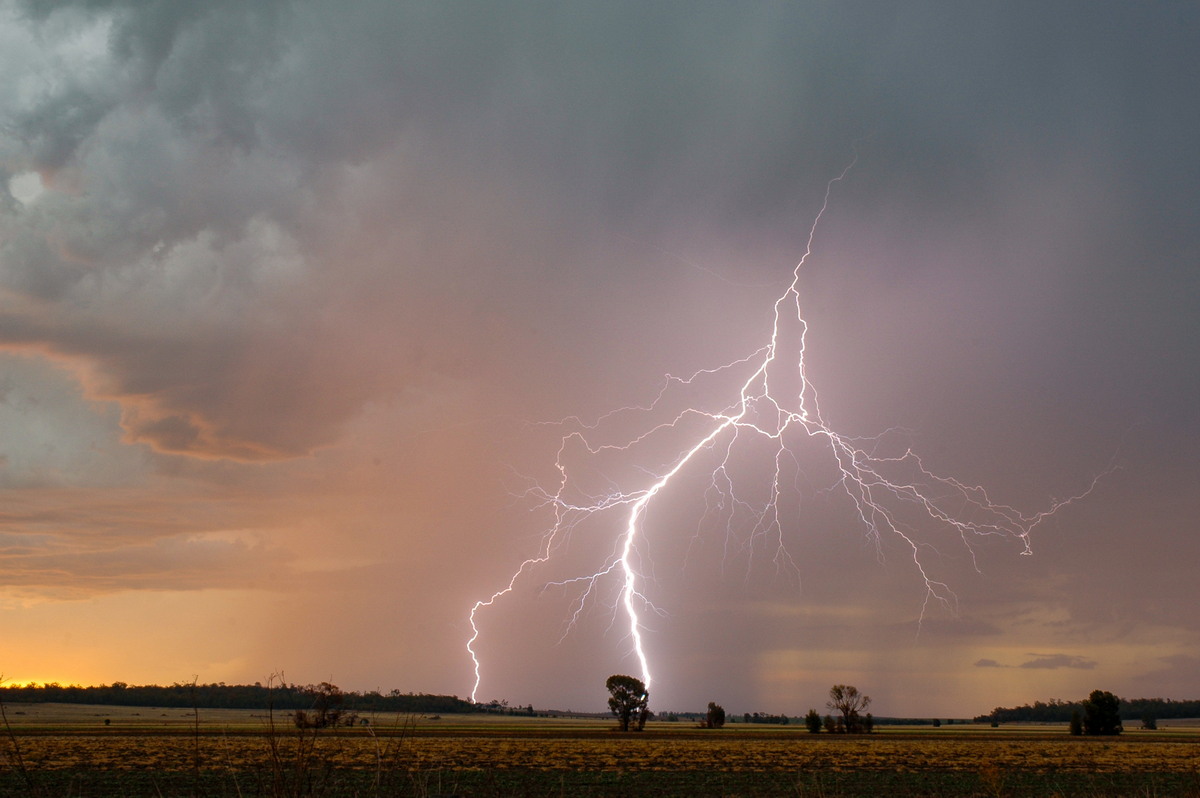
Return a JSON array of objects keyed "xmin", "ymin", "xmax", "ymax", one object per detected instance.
[{"xmin": 466, "ymin": 160, "xmax": 1109, "ymax": 704}]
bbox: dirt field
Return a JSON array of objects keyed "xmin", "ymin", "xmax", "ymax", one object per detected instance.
[{"xmin": 3, "ymin": 706, "xmax": 1199, "ymax": 796}]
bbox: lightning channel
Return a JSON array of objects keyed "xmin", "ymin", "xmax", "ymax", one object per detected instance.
[{"xmin": 466, "ymin": 158, "xmax": 1110, "ymax": 704}]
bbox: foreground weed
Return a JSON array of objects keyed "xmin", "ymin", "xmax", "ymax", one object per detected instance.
[
  {"xmin": 978, "ymin": 762, "xmax": 1007, "ymax": 798},
  {"xmin": 793, "ymin": 772, "xmax": 846, "ymax": 797},
  {"xmin": 0, "ymin": 676, "xmax": 39, "ymax": 797}
]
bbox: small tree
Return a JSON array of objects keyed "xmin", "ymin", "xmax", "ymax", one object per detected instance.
[
  {"xmin": 805, "ymin": 709, "xmax": 822, "ymax": 733},
  {"xmin": 1082, "ymin": 690, "xmax": 1122, "ymax": 736},
  {"xmin": 1069, "ymin": 708, "xmax": 1083, "ymax": 736},
  {"xmin": 827, "ymin": 684, "xmax": 871, "ymax": 733},
  {"xmin": 1141, "ymin": 712, "xmax": 1157, "ymax": 731},
  {"xmin": 705, "ymin": 702, "xmax": 726, "ymax": 729},
  {"xmin": 823, "ymin": 714, "xmax": 837, "ymax": 733},
  {"xmin": 605, "ymin": 675, "xmax": 649, "ymax": 732},
  {"xmin": 295, "ymin": 682, "xmax": 344, "ymax": 729}
]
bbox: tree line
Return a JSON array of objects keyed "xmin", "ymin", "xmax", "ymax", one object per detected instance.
[
  {"xmin": 978, "ymin": 695, "xmax": 1200, "ymax": 724},
  {"xmin": 606, "ymin": 677, "xmax": 876, "ymax": 734},
  {"xmin": 0, "ymin": 681, "xmax": 475, "ymax": 715}
]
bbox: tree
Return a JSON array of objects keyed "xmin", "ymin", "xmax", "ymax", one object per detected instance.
[
  {"xmin": 805, "ymin": 709, "xmax": 822, "ymax": 734},
  {"xmin": 1082, "ymin": 690, "xmax": 1122, "ymax": 735},
  {"xmin": 826, "ymin": 684, "xmax": 871, "ymax": 734},
  {"xmin": 705, "ymin": 702, "xmax": 726, "ymax": 729},
  {"xmin": 1069, "ymin": 709, "xmax": 1083, "ymax": 736},
  {"xmin": 295, "ymin": 682, "xmax": 345, "ymax": 729},
  {"xmin": 605, "ymin": 675, "xmax": 649, "ymax": 732}
]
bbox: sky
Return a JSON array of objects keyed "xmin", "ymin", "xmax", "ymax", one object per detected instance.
[{"xmin": 1, "ymin": 1, "xmax": 1198, "ymax": 719}]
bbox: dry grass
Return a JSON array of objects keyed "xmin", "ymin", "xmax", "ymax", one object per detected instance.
[{"xmin": 4, "ymin": 708, "xmax": 1200, "ymax": 796}]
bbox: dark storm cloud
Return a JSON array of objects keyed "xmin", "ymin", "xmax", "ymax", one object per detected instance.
[
  {"xmin": 5, "ymin": 1, "xmax": 1196, "ymax": 461},
  {"xmin": 11, "ymin": 0, "xmax": 288, "ymax": 166}
]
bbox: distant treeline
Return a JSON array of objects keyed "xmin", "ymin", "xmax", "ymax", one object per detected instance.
[
  {"xmin": 658, "ymin": 712, "xmax": 956, "ymax": 726},
  {"xmin": 0, "ymin": 681, "xmax": 476, "ymax": 715},
  {"xmin": 977, "ymin": 698, "xmax": 1200, "ymax": 724},
  {"xmin": 656, "ymin": 712, "xmax": 792, "ymax": 725}
]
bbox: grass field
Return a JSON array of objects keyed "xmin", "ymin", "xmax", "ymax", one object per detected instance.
[{"xmin": 3, "ymin": 705, "xmax": 1199, "ymax": 796}]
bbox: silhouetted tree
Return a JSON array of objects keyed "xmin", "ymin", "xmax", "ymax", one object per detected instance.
[
  {"xmin": 827, "ymin": 684, "xmax": 871, "ymax": 733},
  {"xmin": 294, "ymin": 682, "xmax": 344, "ymax": 729},
  {"xmin": 822, "ymin": 714, "xmax": 836, "ymax": 733},
  {"xmin": 1069, "ymin": 709, "xmax": 1083, "ymax": 735},
  {"xmin": 705, "ymin": 702, "xmax": 726, "ymax": 729},
  {"xmin": 805, "ymin": 709, "xmax": 822, "ymax": 733},
  {"xmin": 605, "ymin": 675, "xmax": 649, "ymax": 732},
  {"xmin": 1141, "ymin": 711, "xmax": 1157, "ymax": 730},
  {"xmin": 1082, "ymin": 690, "xmax": 1122, "ymax": 735}
]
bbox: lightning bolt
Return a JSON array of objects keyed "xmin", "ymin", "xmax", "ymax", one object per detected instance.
[{"xmin": 466, "ymin": 158, "xmax": 1109, "ymax": 704}]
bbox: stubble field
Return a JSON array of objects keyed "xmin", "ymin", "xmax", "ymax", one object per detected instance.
[{"xmin": 3, "ymin": 705, "xmax": 1199, "ymax": 797}]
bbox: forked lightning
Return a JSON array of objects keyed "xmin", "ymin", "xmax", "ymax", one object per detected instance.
[{"xmin": 466, "ymin": 160, "xmax": 1107, "ymax": 703}]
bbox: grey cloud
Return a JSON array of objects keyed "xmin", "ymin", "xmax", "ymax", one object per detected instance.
[
  {"xmin": 3, "ymin": 2, "xmax": 550, "ymax": 461},
  {"xmin": 1131, "ymin": 655, "xmax": 1200, "ymax": 697},
  {"xmin": 12, "ymin": 0, "xmax": 286, "ymax": 161},
  {"xmin": 973, "ymin": 653, "xmax": 1099, "ymax": 670},
  {"xmin": 1018, "ymin": 654, "xmax": 1098, "ymax": 671},
  {"xmin": 2, "ymin": 107, "xmax": 305, "ymax": 302},
  {"xmin": 0, "ymin": 308, "xmax": 390, "ymax": 460},
  {"xmin": 902, "ymin": 616, "xmax": 1002, "ymax": 638},
  {"xmin": 0, "ymin": 532, "xmax": 290, "ymax": 595},
  {"xmin": 14, "ymin": 84, "xmax": 115, "ymax": 174},
  {"xmin": 5, "ymin": 0, "xmax": 1194, "ymax": 468}
]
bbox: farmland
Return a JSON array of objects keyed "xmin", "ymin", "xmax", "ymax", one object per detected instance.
[{"xmin": 3, "ymin": 706, "xmax": 1200, "ymax": 796}]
